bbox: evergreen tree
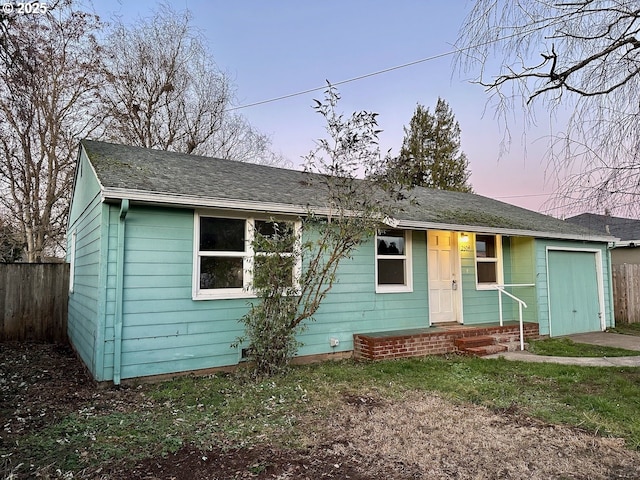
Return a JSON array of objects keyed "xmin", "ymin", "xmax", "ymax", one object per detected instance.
[{"xmin": 388, "ymin": 98, "xmax": 472, "ymax": 192}]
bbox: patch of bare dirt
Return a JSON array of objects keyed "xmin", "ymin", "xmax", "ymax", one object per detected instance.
[
  {"xmin": 3, "ymin": 342, "xmax": 640, "ymax": 479},
  {"xmin": 0, "ymin": 342, "xmax": 143, "ymax": 437},
  {"xmin": 97, "ymin": 443, "xmax": 417, "ymax": 480}
]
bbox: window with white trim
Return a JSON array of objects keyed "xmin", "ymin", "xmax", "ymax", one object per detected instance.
[
  {"xmin": 193, "ymin": 213, "xmax": 299, "ymax": 299},
  {"xmin": 475, "ymin": 234, "xmax": 501, "ymax": 287},
  {"xmin": 376, "ymin": 229, "xmax": 412, "ymax": 293}
]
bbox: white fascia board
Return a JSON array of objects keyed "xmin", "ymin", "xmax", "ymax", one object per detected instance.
[
  {"xmin": 101, "ymin": 187, "xmax": 313, "ymax": 216},
  {"xmin": 101, "ymin": 188, "xmax": 615, "ymax": 243},
  {"xmin": 394, "ymin": 219, "xmax": 615, "ymax": 243}
]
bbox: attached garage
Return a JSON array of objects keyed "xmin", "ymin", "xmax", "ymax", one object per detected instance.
[{"xmin": 547, "ymin": 248, "xmax": 605, "ymax": 337}]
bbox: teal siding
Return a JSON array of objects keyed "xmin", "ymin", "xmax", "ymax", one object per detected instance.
[
  {"xmin": 298, "ymin": 230, "xmax": 429, "ymax": 356},
  {"xmin": 460, "ymin": 235, "xmax": 537, "ymax": 325},
  {"xmin": 70, "ymin": 192, "xmax": 614, "ymax": 381},
  {"xmin": 67, "ymin": 152, "xmax": 106, "ymax": 379},
  {"xmin": 107, "ymin": 210, "xmax": 429, "ymax": 380},
  {"xmin": 68, "ymin": 150, "xmax": 101, "ymax": 227},
  {"xmin": 504, "ymin": 237, "xmax": 537, "ymax": 323},
  {"xmin": 110, "ymin": 206, "xmax": 248, "ymax": 379}
]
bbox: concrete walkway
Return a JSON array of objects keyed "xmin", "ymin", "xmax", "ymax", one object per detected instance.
[{"xmin": 484, "ymin": 332, "xmax": 640, "ymax": 366}]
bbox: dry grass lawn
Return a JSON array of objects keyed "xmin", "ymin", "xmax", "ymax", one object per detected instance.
[{"xmin": 305, "ymin": 392, "xmax": 640, "ymax": 479}]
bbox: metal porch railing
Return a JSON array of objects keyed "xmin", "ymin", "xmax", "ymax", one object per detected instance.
[{"xmin": 493, "ymin": 284, "xmax": 535, "ymax": 351}]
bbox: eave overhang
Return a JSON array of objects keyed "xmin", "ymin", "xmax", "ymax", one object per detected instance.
[{"xmin": 100, "ymin": 187, "xmax": 616, "ymax": 244}]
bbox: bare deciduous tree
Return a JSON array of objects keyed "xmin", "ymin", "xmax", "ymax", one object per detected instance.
[
  {"xmin": 0, "ymin": 0, "xmax": 104, "ymax": 261},
  {"xmin": 102, "ymin": 5, "xmax": 283, "ymax": 165},
  {"xmin": 456, "ymin": 1, "xmax": 640, "ymax": 216}
]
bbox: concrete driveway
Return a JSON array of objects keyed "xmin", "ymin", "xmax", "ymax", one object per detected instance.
[
  {"xmin": 567, "ymin": 332, "xmax": 640, "ymax": 351},
  {"xmin": 485, "ymin": 331, "xmax": 640, "ymax": 366}
]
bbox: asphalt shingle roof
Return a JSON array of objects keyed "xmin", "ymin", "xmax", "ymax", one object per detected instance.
[
  {"xmin": 80, "ymin": 140, "xmax": 611, "ymax": 241},
  {"xmin": 566, "ymin": 213, "xmax": 640, "ymax": 241}
]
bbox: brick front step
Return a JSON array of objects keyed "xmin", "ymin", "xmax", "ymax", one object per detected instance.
[
  {"xmin": 454, "ymin": 335, "xmax": 495, "ymax": 349},
  {"xmin": 353, "ymin": 322, "xmax": 540, "ymax": 360},
  {"xmin": 463, "ymin": 344, "xmax": 509, "ymax": 356}
]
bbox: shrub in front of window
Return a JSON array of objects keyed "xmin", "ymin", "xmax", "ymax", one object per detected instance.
[
  {"xmin": 233, "ymin": 221, "xmax": 301, "ymax": 377},
  {"xmin": 234, "ymin": 84, "xmax": 407, "ymax": 377}
]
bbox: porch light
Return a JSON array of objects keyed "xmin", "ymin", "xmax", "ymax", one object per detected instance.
[{"xmin": 460, "ymin": 233, "xmax": 470, "ymax": 243}]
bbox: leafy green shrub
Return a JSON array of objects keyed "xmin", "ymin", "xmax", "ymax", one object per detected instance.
[{"xmin": 234, "ymin": 221, "xmax": 302, "ymax": 376}]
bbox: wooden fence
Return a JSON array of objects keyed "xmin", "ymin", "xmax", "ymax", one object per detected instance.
[
  {"xmin": 0, "ymin": 263, "xmax": 69, "ymax": 343},
  {"xmin": 612, "ymin": 264, "xmax": 640, "ymax": 325}
]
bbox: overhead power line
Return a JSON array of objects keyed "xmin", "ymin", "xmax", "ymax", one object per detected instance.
[
  {"xmin": 226, "ymin": 50, "xmax": 455, "ymax": 111},
  {"xmin": 494, "ymin": 193, "xmax": 550, "ymax": 199},
  {"xmin": 226, "ymin": 26, "xmax": 545, "ymax": 112}
]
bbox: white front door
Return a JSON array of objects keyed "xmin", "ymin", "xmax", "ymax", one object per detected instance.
[{"xmin": 428, "ymin": 230, "xmax": 461, "ymax": 324}]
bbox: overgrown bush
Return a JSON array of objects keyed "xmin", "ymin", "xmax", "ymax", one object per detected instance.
[
  {"xmin": 234, "ymin": 221, "xmax": 302, "ymax": 376},
  {"xmin": 234, "ymin": 85, "xmax": 406, "ymax": 377}
]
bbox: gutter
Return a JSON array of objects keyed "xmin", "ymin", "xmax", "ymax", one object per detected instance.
[
  {"xmin": 613, "ymin": 239, "xmax": 640, "ymax": 247},
  {"xmin": 113, "ymin": 199, "xmax": 129, "ymax": 385},
  {"xmin": 393, "ymin": 220, "xmax": 616, "ymax": 244}
]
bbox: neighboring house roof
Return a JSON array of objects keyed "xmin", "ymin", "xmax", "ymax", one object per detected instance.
[
  {"xmin": 79, "ymin": 140, "xmax": 613, "ymax": 242},
  {"xmin": 566, "ymin": 213, "xmax": 640, "ymax": 245}
]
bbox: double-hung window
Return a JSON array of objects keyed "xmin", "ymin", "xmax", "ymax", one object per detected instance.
[
  {"xmin": 196, "ymin": 216, "xmax": 248, "ymax": 298},
  {"xmin": 475, "ymin": 234, "xmax": 501, "ymax": 288},
  {"xmin": 193, "ymin": 213, "xmax": 299, "ymax": 299},
  {"xmin": 375, "ymin": 229, "xmax": 412, "ymax": 293}
]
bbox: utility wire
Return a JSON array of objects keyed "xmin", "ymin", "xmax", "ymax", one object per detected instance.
[
  {"xmin": 495, "ymin": 192, "xmax": 551, "ymax": 199},
  {"xmin": 226, "ymin": 24, "xmax": 554, "ymax": 112},
  {"xmin": 226, "ymin": 50, "xmax": 455, "ymax": 111}
]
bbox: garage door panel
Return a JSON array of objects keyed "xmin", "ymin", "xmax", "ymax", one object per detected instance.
[{"xmin": 548, "ymin": 250, "xmax": 601, "ymax": 336}]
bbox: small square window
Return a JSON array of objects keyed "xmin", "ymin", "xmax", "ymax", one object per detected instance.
[
  {"xmin": 377, "ymin": 229, "xmax": 405, "ymax": 255},
  {"xmin": 376, "ymin": 229, "xmax": 412, "ymax": 293},
  {"xmin": 253, "ymin": 254, "xmax": 296, "ymax": 290},
  {"xmin": 475, "ymin": 234, "xmax": 501, "ymax": 286},
  {"xmin": 378, "ymin": 258, "xmax": 406, "ymax": 284},
  {"xmin": 476, "ymin": 262, "xmax": 497, "ymax": 283},
  {"xmin": 476, "ymin": 235, "xmax": 496, "ymax": 258},
  {"xmin": 254, "ymin": 220, "xmax": 295, "ymax": 253}
]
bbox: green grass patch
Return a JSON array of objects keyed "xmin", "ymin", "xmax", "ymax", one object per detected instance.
[
  {"xmin": 528, "ymin": 337, "xmax": 640, "ymax": 357},
  {"xmin": 16, "ymin": 409, "xmax": 182, "ymax": 472},
  {"xmin": 10, "ymin": 357, "xmax": 640, "ymax": 475},
  {"xmin": 609, "ymin": 323, "xmax": 640, "ymax": 336}
]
